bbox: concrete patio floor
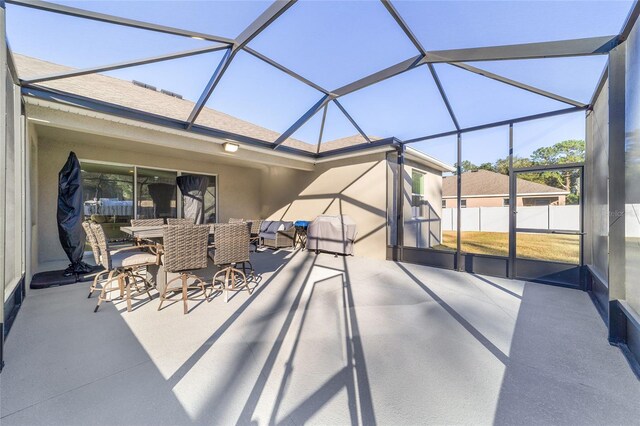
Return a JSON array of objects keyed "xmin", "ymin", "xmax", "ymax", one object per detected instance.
[{"xmin": 1, "ymin": 249, "xmax": 639, "ymax": 425}]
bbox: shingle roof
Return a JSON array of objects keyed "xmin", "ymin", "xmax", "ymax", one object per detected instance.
[
  {"xmin": 442, "ymin": 169, "xmax": 569, "ymax": 197},
  {"xmin": 15, "ymin": 54, "xmax": 370, "ymax": 153}
]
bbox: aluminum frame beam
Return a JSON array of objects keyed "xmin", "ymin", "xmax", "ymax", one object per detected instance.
[
  {"xmin": 6, "ymin": 0, "xmax": 235, "ymax": 44},
  {"xmin": 333, "ymin": 99, "xmax": 372, "ymax": 143},
  {"xmin": 315, "ymin": 104, "xmax": 328, "ymax": 155},
  {"xmin": 23, "ymin": 44, "xmax": 229, "ymax": 84},
  {"xmin": 421, "ymin": 36, "xmax": 619, "ymax": 63},
  {"xmin": 620, "ymin": 0, "xmax": 640, "ymax": 42},
  {"xmin": 185, "ymin": 47, "xmax": 233, "ymax": 128},
  {"xmin": 242, "ymin": 46, "xmax": 330, "ymax": 94},
  {"xmin": 273, "ymin": 94, "xmax": 332, "ymax": 148},
  {"xmin": 234, "ymin": 0, "xmax": 296, "ymax": 50},
  {"xmin": 332, "ymin": 55, "xmax": 423, "ymax": 97}
]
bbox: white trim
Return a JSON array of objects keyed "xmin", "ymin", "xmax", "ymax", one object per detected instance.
[
  {"xmin": 405, "ymin": 146, "xmax": 456, "ymax": 173},
  {"xmin": 313, "ymin": 146, "xmax": 395, "ymax": 164}
]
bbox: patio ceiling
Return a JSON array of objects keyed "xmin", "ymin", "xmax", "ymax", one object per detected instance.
[{"xmin": 5, "ymin": 0, "xmax": 638, "ymax": 159}]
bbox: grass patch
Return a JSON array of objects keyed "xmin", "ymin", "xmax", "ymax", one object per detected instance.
[{"xmin": 434, "ymin": 231, "xmax": 579, "ymax": 264}]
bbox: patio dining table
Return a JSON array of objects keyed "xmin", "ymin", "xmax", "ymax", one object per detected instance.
[
  {"xmin": 120, "ymin": 225, "xmax": 217, "ymax": 294},
  {"xmin": 120, "ymin": 225, "xmax": 215, "ymax": 241}
]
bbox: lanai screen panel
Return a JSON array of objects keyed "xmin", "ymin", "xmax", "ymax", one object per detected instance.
[{"xmin": 4, "ymin": 0, "xmax": 637, "ymax": 158}]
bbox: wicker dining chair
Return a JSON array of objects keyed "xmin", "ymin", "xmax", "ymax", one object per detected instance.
[
  {"xmin": 247, "ymin": 219, "xmax": 264, "ymax": 250},
  {"xmin": 83, "ymin": 221, "xmax": 120, "ymax": 299},
  {"xmin": 130, "ymin": 218, "xmax": 164, "ymax": 247},
  {"xmin": 90, "ymin": 222, "xmax": 160, "ymax": 312},
  {"xmin": 158, "ymin": 224, "xmax": 211, "ymax": 314},
  {"xmin": 167, "ymin": 218, "xmax": 195, "ymax": 225},
  {"xmin": 209, "ymin": 223, "xmax": 253, "ymax": 303},
  {"xmin": 131, "ymin": 218, "xmax": 165, "ymax": 226}
]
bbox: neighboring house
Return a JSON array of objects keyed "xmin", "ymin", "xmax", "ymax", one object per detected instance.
[{"xmin": 442, "ymin": 169, "xmax": 569, "ymax": 208}]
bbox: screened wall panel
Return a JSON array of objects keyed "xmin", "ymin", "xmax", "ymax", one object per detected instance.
[
  {"xmin": 6, "ymin": 4, "xmax": 210, "ymax": 78},
  {"xmin": 393, "ymin": 1, "xmax": 633, "ymax": 51},
  {"xmin": 625, "ymin": 16, "xmax": 640, "ymax": 314},
  {"xmin": 4, "ymin": 71, "xmax": 24, "ymax": 301},
  {"xmin": 434, "ymin": 63, "xmax": 569, "ymax": 129},
  {"xmin": 585, "ymin": 81, "xmax": 609, "ymax": 280},
  {"xmin": 22, "ymin": 50, "xmax": 228, "ymax": 122},
  {"xmin": 248, "ymin": 0, "xmax": 417, "ymax": 89},
  {"xmin": 337, "ymin": 66, "xmax": 457, "ymax": 141},
  {"xmin": 466, "ymin": 56, "xmax": 608, "ymax": 105},
  {"xmin": 55, "ymin": 0, "xmax": 270, "ymax": 39},
  {"xmin": 459, "ymin": 127, "xmax": 509, "ymax": 256},
  {"xmin": 194, "ymin": 51, "xmax": 323, "ymax": 146}
]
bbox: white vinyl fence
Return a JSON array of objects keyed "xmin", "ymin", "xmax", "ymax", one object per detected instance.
[{"xmin": 442, "ymin": 205, "xmax": 581, "ymax": 232}]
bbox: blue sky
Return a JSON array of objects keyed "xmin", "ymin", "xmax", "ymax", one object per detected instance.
[{"xmin": 6, "ymin": 0, "xmax": 633, "ymax": 163}]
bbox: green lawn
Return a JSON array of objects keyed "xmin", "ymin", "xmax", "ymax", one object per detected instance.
[{"xmin": 434, "ymin": 231, "xmax": 580, "ymax": 264}]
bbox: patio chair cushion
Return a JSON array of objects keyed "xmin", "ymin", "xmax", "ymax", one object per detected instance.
[
  {"xmin": 259, "ymin": 221, "xmax": 294, "ymax": 240},
  {"xmin": 259, "ymin": 220, "xmax": 272, "ymax": 232},
  {"xmin": 111, "ymin": 251, "xmax": 157, "ymax": 268}
]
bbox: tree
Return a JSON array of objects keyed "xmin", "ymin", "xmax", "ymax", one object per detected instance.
[
  {"xmin": 454, "ymin": 160, "xmax": 479, "ymax": 174},
  {"xmin": 530, "ymin": 140, "xmax": 584, "ymax": 202}
]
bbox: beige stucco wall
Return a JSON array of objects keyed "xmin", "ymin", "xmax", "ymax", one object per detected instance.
[
  {"xmin": 35, "ymin": 128, "xmax": 263, "ymax": 266},
  {"xmin": 260, "ymin": 153, "xmax": 390, "ymax": 260}
]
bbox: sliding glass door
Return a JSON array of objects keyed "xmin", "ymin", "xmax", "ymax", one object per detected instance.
[
  {"xmin": 136, "ymin": 168, "xmax": 177, "ymax": 220},
  {"xmin": 80, "ymin": 162, "xmax": 134, "ymax": 242},
  {"xmin": 81, "ymin": 161, "xmax": 218, "ymax": 240}
]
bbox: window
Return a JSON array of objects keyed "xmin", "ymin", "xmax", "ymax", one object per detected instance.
[
  {"xmin": 503, "ymin": 198, "xmax": 510, "ymax": 207},
  {"xmin": 81, "ymin": 162, "xmax": 134, "ymax": 242},
  {"xmin": 411, "ymin": 169, "xmax": 425, "ymax": 217},
  {"xmin": 461, "ymin": 199, "xmax": 467, "ymax": 208}
]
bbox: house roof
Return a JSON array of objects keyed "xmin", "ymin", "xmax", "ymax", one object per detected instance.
[
  {"xmin": 14, "ymin": 54, "xmax": 370, "ymax": 153},
  {"xmin": 442, "ymin": 169, "xmax": 570, "ymax": 197}
]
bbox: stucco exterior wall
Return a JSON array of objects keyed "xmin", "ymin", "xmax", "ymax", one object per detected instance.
[
  {"xmin": 260, "ymin": 153, "xmax": 390, "ymax": 260},
  {"xmin": 35, "ymin": 129, "xmax": 263, "ymax": 266}
]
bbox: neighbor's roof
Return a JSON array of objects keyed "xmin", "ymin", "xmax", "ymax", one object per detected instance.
[
  {"xmin": 14, "ymin": 54, "xmax": 373, "ymax": 154},
  {"xmin": 442, "ymin": 169, "xmax": 569, "ymax": 197}
]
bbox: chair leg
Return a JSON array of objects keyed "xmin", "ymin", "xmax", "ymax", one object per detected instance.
[
  {"xmin": 158, "ymin": 275, "xmax": 180, "ymax": 311},
  {"xmin": 125, "ymin": 275, "xmax": 132, "ymax": 312},
  {"xmin": 94, "ymin": 289, "xmax": 105, "ymax": 313},
  {"xmin": 157, "ymin": 283, "xmax": 165, "ymax": 311},
  {"xmin": 88, "ymin": 270, "xmax": 108, "ymax": 298},
  {"xmin": 182, "ymin": 274, "xmax": 188, "ymax": 315},
  {"xmin": 224, "ymin": 268, "xmax": 231, "ymax": 303}
]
